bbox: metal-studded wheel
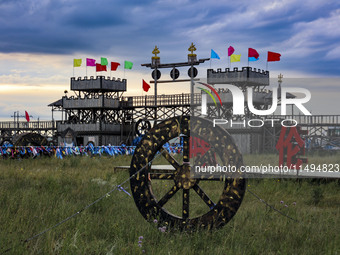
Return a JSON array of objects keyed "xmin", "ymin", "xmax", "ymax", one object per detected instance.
[
  {"xmin": 14, "ymin": 133, "xmax": 48, "ymax": 146},
  {"xmin": 130, "ymin": 116, "xmax": 246, "ymax": 231},
  {"xmin": 135, "ymin": 119, "xmax": 151, "ymax": 136}
]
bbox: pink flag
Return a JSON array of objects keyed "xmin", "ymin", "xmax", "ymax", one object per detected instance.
[
  {"xmin": 86, "ymin": 58, "xmax": 96, "ymax": 66},
  {"xmin": 248, "ymin": 48, "xmax": 259, "ymax": 59},
  {"xmin": 228, "ymin": 46, "xmax": 235, "ymax": 57},
  {"xmin": 25, "ymin": 111, "xmax": 30, "ymax": 122}
]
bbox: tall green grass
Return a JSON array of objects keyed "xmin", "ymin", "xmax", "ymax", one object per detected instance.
[{"xmin": 0, "ymin": 155, "xmax": 339, "ymax": 254}]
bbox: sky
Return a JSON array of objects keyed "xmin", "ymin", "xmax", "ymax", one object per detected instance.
[{"xmin": 0, "ymin": 0, "xmax": 340, "ymax": 121}]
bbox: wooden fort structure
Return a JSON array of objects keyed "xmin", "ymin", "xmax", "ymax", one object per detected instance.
[{"xmin": 1, "ymin": 47, "xmax": 340, "ymax": 152}]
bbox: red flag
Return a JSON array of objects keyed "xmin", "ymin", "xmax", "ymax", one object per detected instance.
[
  {"xmin": 267, "ymin": 51, "xmax": 281, "ymax": 62},
  {"xmin": 142, "ymin": 79, "xmax": 150, "ymax": 92},
  {"xmin": 25, "ymin": 111, "xmax": 30, "ymax": 122},
  {"xmin": 248, "ymin": 48, "xmax": 259, "ymax": 59},
  {"xmin": 111, "ymin": 62, "xmax": 120, "ymax": 71},
  {"xmin": 96, "ymin": 63, "xmax": 107, "ymax": 72}
]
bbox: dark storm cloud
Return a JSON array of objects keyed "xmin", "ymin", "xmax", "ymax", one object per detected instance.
[
  {"xmin": 0, "ymin": 0, "xmax": 340, "ymax": 75},
  {"xmin": 0, "ymin": 0, "xmax": 153, "ymax": 54}
]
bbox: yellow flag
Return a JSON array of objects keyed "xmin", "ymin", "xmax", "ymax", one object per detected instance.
[
  {"xmin": 73, "ymin": 59, "xmax": 82, "ymax": 67},
  {"xmin": 230, "ymin": 54, "xmax": 241, "ymax": 63}
]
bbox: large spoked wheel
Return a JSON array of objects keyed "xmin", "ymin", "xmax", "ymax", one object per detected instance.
[
  {"xmin": 130, "ymin": 116, "xmax": 246, "ymax": 231},
  {"xmin": 135, "ymin": 119, "xmax": 151, "ymax": 136},
  {"xmin": 14, "ymin": 133, "xmax": 48, "ymax": 146}
]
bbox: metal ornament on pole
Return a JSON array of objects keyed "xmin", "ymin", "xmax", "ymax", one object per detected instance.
[{"xmin": 151, "ymin": 46, "xmax": 160, "ymax": 122}]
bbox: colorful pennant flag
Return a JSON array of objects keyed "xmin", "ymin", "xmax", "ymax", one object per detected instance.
[
  {"xmin": 124, "ymin": 61, "xmax": 133, "ymax": 69},
  {"xmin": 267, "ymin": 51, "xmax": 281, "ymax": 62},
  {"xmin": 230, "ymin": 54, "xmax": 241, "ymax": 62},
  {"xmin": 96, "ymin": 63, "xmax": 107, "ymax": 72},
  {"xmin": 86, "ymin": 58, "xmax": 96, "ymax": 66},
  {"xmin": 73, "ymin": 59, "xmax": 82, "ymax": 67},
  {"xmin": 248, "ymin": 48, "xmax": 259, "ymax": 59},
  {"xmin": 211, "ymin": 49, "xmax": 220, "ymax": 59},
  {"xmin": 142, "ymin": 79, "xmax": 150, "ymax": 92},
  {"xmin": 228, "ymin": 46, "xmax": 235, "ymax": 57},
  {"xmin": 248, "ymin": 57, "xmax": 259, "ymax": 61},
  {"xmin": 101, "ymin": 57, "xmax": 108, "ymax": 66},
  {"xmin": 111, "ymin": 62, "xmax": 120, "ymax": 71},
  {"xmin": 25, "ymin": 111, "xmax": 30, "ymax": 122}
]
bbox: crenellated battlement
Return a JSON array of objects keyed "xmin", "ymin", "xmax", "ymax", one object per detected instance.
[
  {"xmin": 207, "ymin": 66, "xmax": 269, "ymax": 86},
  {"xmin": 62, "ymin": 95, "xmax": 120, "ymax": 109},
  {"xmin": 70, "ymin": 75, "xmax": 127, "ymax": 92}
]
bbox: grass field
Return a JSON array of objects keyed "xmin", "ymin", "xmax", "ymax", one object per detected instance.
[{"xmin": 0, "ymin": 155, "xmax": 339, "ymax": 255}]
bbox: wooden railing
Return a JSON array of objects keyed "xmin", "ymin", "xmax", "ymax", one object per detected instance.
[
  {"xmin": 122, "ymin": 93, "xmax": 201, "ymax": 107},
  {"xmin": 0, "ymin": 121, "xmax": 56, "ymax": 130}
]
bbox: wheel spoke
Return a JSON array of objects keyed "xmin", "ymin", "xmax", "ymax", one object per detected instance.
[
  {"xmin": 183, "ymin": 136, "xmax": 190, "ymax": 163},
  {"xmin": 149, "ymin": 173, "xmax": 174, "ymax": 180},
  {"xmin": 182, "ymin": 189, "xmax": 190, "ymax": 219},
  {"xmin": 157, "ymin": 185, "xmax": 179, "ymax": 207},
  {"xmin": 149, "ymin": 168, "xmax": 175, "ymax": 174},
  {"xmin": 160, "ymin": 148, "xmax": 180, "ymax": 170},
  {"xmin": 193, "ymin": 184, "xmax": 216, "ymax": 209}
]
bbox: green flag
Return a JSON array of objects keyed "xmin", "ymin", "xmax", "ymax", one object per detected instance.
[
  {"xmin": 124, "ymin": 61, "xmax": 133, "ymax": 69},
  {"xmin": 101, "ymin": 57, "xmax": 108, "ymax": 66},
  {"xmin": 73, "ymin": 59, "xmax": 82, "ymax": 67}
]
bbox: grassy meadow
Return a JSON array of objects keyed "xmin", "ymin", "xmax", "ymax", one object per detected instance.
[{"xmin": 0, "ymin": 154, "xmax": 339, "ymax": 255}]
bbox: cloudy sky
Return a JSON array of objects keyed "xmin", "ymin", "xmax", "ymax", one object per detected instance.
[{"xmin": 0, "ymin": 0, "xmax": 340, "ymax": 121}]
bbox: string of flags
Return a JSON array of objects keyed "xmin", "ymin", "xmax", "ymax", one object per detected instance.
[
  {"xmin": 74, "ymin": 47, "xmax": 281, "ymax": 93},
  {"xmin": 73, "ymin": 57, "xmax": 133, "ymax": 72},
  {"xmin": 0, "ymin": 144, "xmax": 183, "ymax": 159},
  {"xmin": 210, "ymin": 46, "xmax": 281, "ymax": 63}
]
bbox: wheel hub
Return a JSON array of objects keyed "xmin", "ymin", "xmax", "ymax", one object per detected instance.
[{"xmin": 174, "ymin": 164, "xmax": 196, "ymax": 190}]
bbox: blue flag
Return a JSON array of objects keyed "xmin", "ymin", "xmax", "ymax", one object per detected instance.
[
  {"xmin": 211, "ymin": 49, "xmax": 220, "ymax": 59},
  {"xmin": 248, "ymin": 57, "xmax": 259, "ymax": 61}
]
